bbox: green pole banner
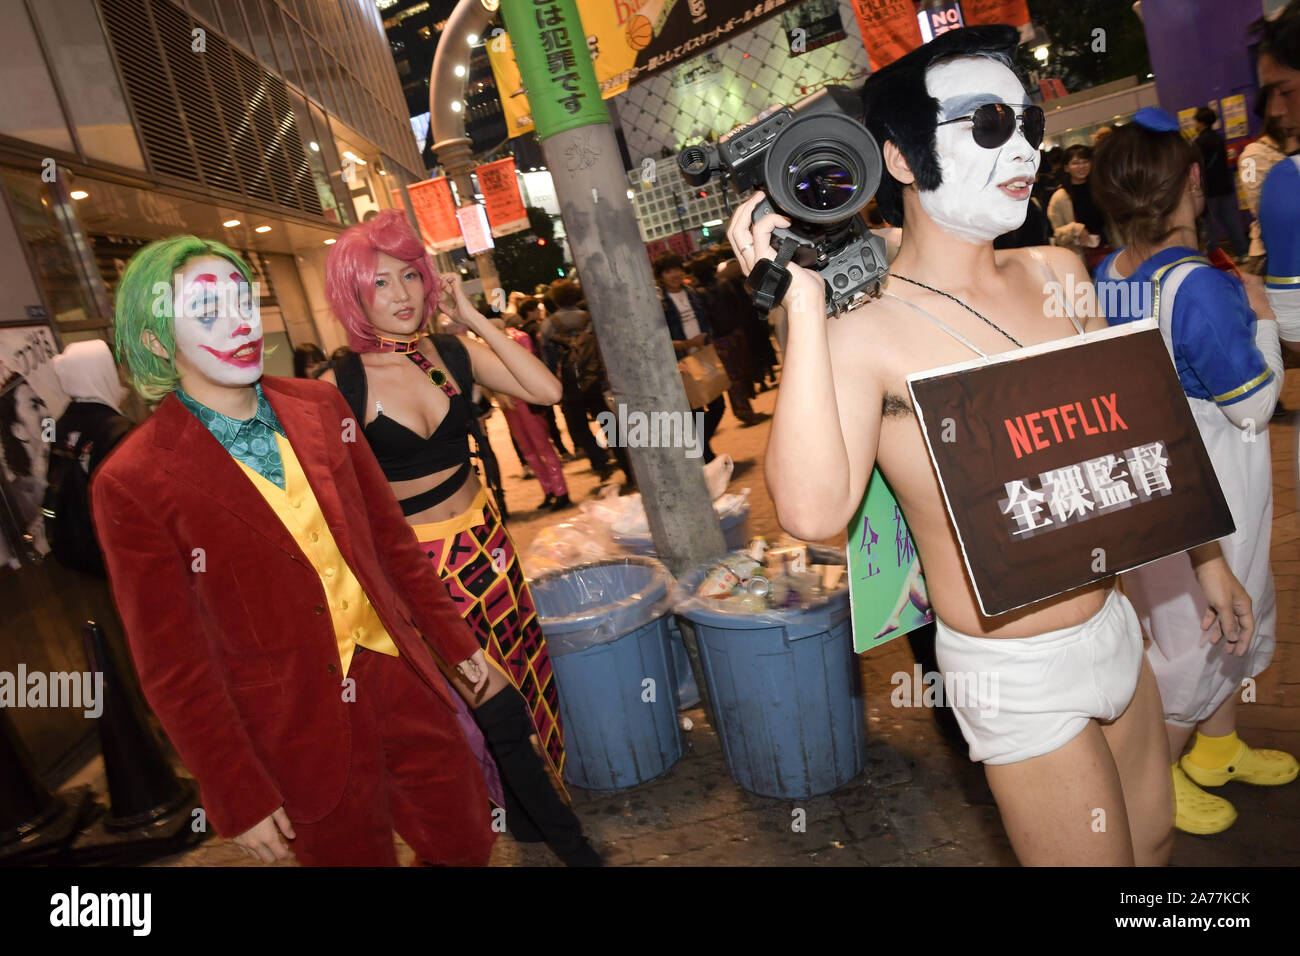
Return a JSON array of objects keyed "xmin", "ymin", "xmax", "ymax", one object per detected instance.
[{"xmin": 499, "ymin": 0, "xmax": 609, "ymax": 139}]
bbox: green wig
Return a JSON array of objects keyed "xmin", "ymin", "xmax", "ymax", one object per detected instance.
[{"xmin": 114, "ymin": 235, "xmax": 255, "ymax": 402}]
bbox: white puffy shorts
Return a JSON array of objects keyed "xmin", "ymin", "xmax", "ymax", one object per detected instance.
[{"xmin": 933, "ymin": 589, "xmax": 1145, "ymax": 765}]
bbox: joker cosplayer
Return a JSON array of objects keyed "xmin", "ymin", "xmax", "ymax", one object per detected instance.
[
  {"xmin": 731, "ymin": 26, "xmax": 1252, "ymax": 865},
  {"xmin": 92, "ymin": 236, "xmax": 496, "ymax": 865}
]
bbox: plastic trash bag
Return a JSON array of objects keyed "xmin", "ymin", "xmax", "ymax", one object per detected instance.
[{"xmin": 530, "ymin": 555, "xmax": 677, "ymax": 656}]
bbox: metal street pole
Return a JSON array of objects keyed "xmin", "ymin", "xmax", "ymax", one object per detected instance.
[
  {"xmin": 430, "ymin": 0, "xmax": 501, "ymax": 296},
  {"xmin": 499, "ymin": 0, "xmax": 726, "ymax": 721}
]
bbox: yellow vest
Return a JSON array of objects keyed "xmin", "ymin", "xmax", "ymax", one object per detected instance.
[{"xmin": 236, "ymin": 434, "xmax": 399, "ymax": 677}]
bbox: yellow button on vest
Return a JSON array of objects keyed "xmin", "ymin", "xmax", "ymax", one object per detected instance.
[
  {"xmin": 311, "ymin": 532, "xmax": 319, "ymax": 542},
  {"xmin": 340, "ymin": 599, "xmax": 349, "ymax": 610},
  {"xmin": 325, "ymin": 567, "xmax": 335, "ymax": 578},
  {"xmin": 292, "ymin": 499, "xmax": 302, "ymax": 509}
]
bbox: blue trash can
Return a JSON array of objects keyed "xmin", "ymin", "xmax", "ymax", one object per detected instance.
[
  {"xmin": 530, "ymin": 556, "xmax": 682, "ymax": 791},
  {"xmin": 676, "ymin": 550, "xmax": 865, "ymax": 799},
  {"xmin": 612, "ymin": 503, "xmax": 751, "ymax": 558}
]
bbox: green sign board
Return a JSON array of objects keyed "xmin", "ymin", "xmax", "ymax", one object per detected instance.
[
  {"xmin": 499, "ymin": 0, "xmax": 610, "ymax": 139},
  {"xmin": 847, "ymin": 467, "xmax": 933, "ymax": 653}
]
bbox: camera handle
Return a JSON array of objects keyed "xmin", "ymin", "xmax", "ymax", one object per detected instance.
[{"xmin": 744, "ymin": 235, "xmax": 801, "ymax": 313}]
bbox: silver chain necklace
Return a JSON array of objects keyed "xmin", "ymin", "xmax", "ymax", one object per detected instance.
[{"xmin": 890, "ymin": 273, "xmax": 1024, "ymax": 349}]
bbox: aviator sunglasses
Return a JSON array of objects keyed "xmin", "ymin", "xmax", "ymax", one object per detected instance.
[{"xmin": 936, "ymin": 102, "xmax": 1045, "ymax": 150}]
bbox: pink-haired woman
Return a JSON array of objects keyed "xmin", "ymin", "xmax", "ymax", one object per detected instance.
[{"xmin": 322, "ymin": 209, "xmax": 598, "ymax": 865}]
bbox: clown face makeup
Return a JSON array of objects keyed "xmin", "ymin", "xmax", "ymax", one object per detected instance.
[
  {"xmin": 919, "ymin": 56, "xmax": 1040, "ymax": 244},
  {"xmin": 171, "ymin": 255, "xmax": 263, "ymax": 386}
]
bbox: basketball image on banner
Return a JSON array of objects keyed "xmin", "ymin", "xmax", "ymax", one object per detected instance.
[
  {"xmin": 907, "ymin": 320, "xmax": 1235, "ymax": 616},
  {"xmin": 847, "ymin": 467, "xmax": 934, "ymax": 653}
]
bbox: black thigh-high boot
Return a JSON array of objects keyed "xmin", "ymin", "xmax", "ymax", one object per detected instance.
[{"xmin": 474, "ymin": 687, "xmax": 602, "ymax": 866}]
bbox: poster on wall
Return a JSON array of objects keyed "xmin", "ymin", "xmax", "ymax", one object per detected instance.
[
  {"xmin": 489, "ymin": 0, "xmax": 801, "ymax": 137},
  {"xmin": 847, "ymin": 467, "xmax": 933, "ymax": 653},
  {"xmin": 0, "ymin": 325, "xmax": 69, "ymax": 568},
  {"xmin": 1221, "ymin": 93, "xmax": 1249, "ymax": 140},
  {"xmin": 782, "ymin": 0, "xmax": 847, "ymax": 56}
]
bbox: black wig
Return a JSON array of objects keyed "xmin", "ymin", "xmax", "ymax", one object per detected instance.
[
  {"xmin": 860, "ymin": 25, "xmax": 1022, "ymax": 227},
  {"xmin": 1254, "ymin": 0, "xmax": 1300, "ymax": 71}
]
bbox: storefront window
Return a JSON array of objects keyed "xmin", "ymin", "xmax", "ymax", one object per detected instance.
[{"xmin": 1, "ymin": 167, "xmax": 104, "ymax": 328}]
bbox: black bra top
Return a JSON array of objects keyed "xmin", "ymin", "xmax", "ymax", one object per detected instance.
[{"xmin": 335, "ymin": 336, "xmax": 476, "ymax": 507}]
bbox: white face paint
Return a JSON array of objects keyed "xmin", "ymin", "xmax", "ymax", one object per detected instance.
[
  {"xmin": 171, "ymin": 255, "xmax": 263, "ymax": 387},
  {"xmin": 918, "ymin": 57, "xmax": 1040, "ymax": 244}
]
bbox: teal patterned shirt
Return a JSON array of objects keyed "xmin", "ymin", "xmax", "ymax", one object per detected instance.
[{"xmin": 176, "ymin": 383, "xmax": 287, "ymax": 489}]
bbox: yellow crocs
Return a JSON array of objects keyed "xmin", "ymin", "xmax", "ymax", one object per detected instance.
[
  {"xmin": 1172, "ymin": 765, "xmax": 1237, "ymax": 835},
  {"xmin": 1182, "ymin": 740, "xmax": 1300, "ymax": 788}
]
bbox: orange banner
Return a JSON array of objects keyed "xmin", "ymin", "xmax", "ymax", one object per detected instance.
[
  {"xmin": 406, "ymin": 177, "xmax": 463, "ymax": 253},
  {"xmin": 850, "ymin": 0, "xmax": 924, "ymax": 71},
  {"xmin": 474, "ymin": 158, "xmax": 530, "ymax": 238},
  {"xmin": 960, "ymin": 0, "xmax": 1031, "ymax": 28}
]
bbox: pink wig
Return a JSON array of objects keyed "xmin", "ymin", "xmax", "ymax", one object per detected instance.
[{"xmin": 325, "ymin": 209, "xmax": 445, "ymax": 352}]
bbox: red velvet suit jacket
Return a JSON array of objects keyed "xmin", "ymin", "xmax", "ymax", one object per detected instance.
[{"xmin": 91, "ymin": 377, "xmax": 482, "ymax": 838}]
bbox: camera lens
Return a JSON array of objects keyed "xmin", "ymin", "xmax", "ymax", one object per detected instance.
[
  {"xmin": 763, "ymin": 106, "xmax": 880, "ymax": 225},
  {"xmin": 789, "ymin": 153, "xmax": 857, "ymax": 212}
]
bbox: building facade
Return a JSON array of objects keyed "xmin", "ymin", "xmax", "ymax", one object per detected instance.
[{"xmin": 0, "ymin": 0, "xmax": 426, "ymax": 778}]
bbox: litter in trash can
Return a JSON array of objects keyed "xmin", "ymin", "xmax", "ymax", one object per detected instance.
[{"xmin": 674, "ymin": 545, "xmax": 865, "ymax": 799}]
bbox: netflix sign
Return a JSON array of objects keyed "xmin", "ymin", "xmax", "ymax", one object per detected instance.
[{"xmin": 907, "ymin": 321, "xmax": 1234, "ymax": 616}]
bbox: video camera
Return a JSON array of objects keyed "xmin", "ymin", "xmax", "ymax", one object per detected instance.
[{"xmin": 678, "ymin": 85, "xmax": 889, "ymax": 317}]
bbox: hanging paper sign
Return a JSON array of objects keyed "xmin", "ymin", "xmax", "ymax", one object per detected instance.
[
  {"xmin": 457, "ymin": 203, "xmax": 495, "ymax": 256},
  {"xmin": 906, "ymin": 320, "xmax": 1234, "ymax": 617},
  {"xmin": 475, "ymin": 158, "xmax": 531, "ymax": 237},
  {"xmin": 848, "ymin": 467, "xmax": 934, "ymax": 653},
  {"xmin": 848, "ymin": 0, "xmax": 924, "ymax": 72},
  {"xmin": 960, "ymin": 0, "xmax": 1031, "ymax": 28},
  {"xmin": 407, "ymin": 177, "xmax": 463, "ymax": 253}
]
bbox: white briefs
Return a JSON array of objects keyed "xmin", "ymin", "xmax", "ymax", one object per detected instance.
[{"xmin": 933, "ymin": 589, "xmax": 1145, "ymax": 765}]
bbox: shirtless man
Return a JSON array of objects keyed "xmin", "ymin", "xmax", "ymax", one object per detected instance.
[{"xmin": 729, "ymin": 26, "xmax": 1252, "ymax": 865}]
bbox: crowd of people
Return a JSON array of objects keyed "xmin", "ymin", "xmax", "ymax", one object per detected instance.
[{"xmin": 33, "ymin": 6, "xmax": 1299, "ymax": 868}]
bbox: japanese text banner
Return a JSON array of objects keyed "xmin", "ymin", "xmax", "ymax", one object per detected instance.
[
  {"xmin": 492, "ymin": 0, "xmax": 801, "ymax": 138},
  {"xmin": 475, "ymin": 158, "xmax": 531, "ymax": 236},
  {"xmin": 906, "ymin": 321, "xmax": 1234, "ymax": 616},
  {"xmin": 406, "ymin": 177, "xmax": 463, "ymax": 253},
  {"xmin": 499, "ymin": 0, "xmax": 610, "ymax": 139},
  {"xmin": 849, "ymin": 0, "xmax": 924, "ymax": 71}
]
